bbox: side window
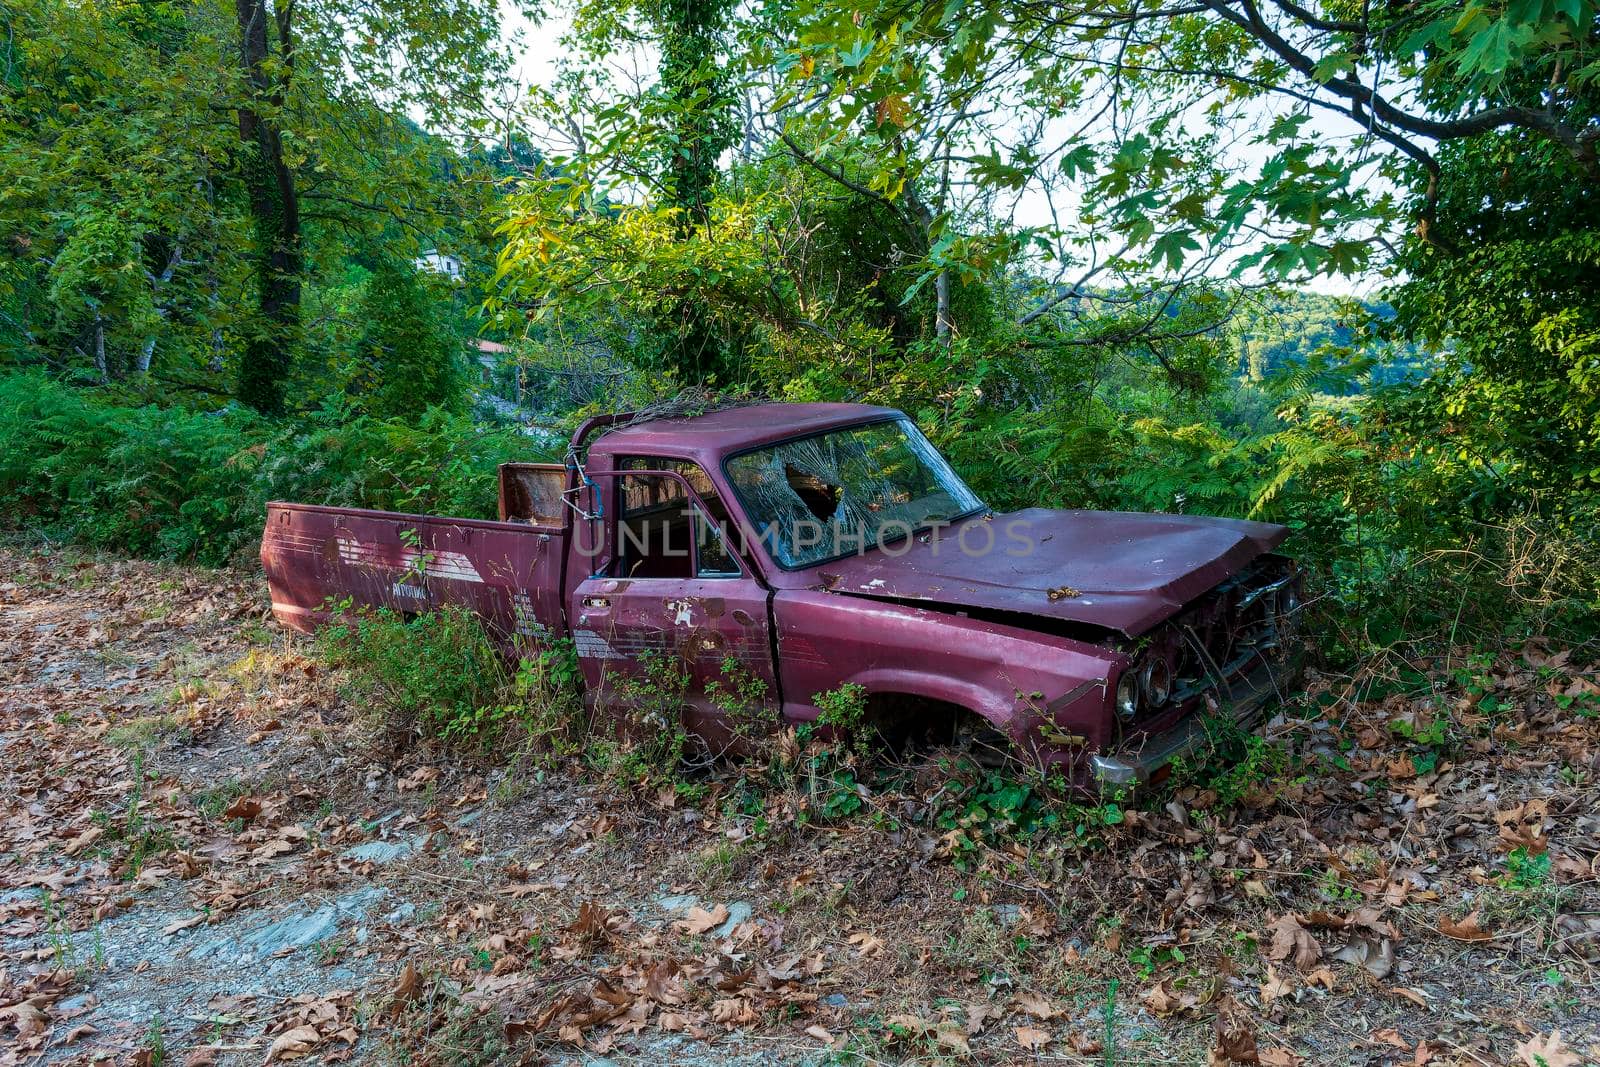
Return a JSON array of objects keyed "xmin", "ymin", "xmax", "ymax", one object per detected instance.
[
  {"xmin": 618, "ymin": 457, "xmax": 740, "ymax": 580},
  {"xmin": 694, "ymin": 511, "xmax": 740, "ymax": 577}
]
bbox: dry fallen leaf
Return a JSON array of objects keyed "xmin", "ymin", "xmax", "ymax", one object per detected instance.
[
  {"xmin": 62, "ymin": 827, "xmax": 103, "ymax": 856},
  {"xmin": 1390, "ymin": 987, "xmax": 1428, "ymax": 1008},
  {"xmin": 1267, "ymin": 914, "xmax": 1321, "ymax": 971},
  {"xmin": 1015, "ymin": 1025, "xmax": 1051, "ymax": 1051},
  {"xmin": 710, "ymin": 998, "xmax": 756, "ymax": 1026},
  {"xmin": 1373, "ymin": 1029, "xmax": 1411, "ymax": 1050},
  {"xmin": 265, "ymin": 1024, "xmax": 321, "ymax": 1062},
  {"xmin": 390, "ymin": 961, "xmax": 420, "ymax": 1007},
  {"xmin": 1437, "ymin": 911, "xmax": 1495, "ymax": 942},
  {"xmin": 1142, "ymin": 980, "xmax": 1198, "ymax": 1017},
  {"xmin": 1516, "ymin": 1030, "xmax": 1580, "ymax": 1067},
  {"xmin": 1259, "ymin": 964, "xmax": 1295, "ymax": 1004},
  {"xmin": 1331, "ymin": 931, "xmax": 1395, "ymax": 980},
  {"xmin": 1496, "ymin": 799, "xmax": 1550, "ymax": 855},
  {"xmin": 224, "ymin": 796, "xmax": 263, "ymax": 822},
  {"xmin": 1259, "ymin": 1049, "xmax": 1301, "ymax": 1067},
  {"xmin": 1013, "ymin": 990, "xmax": 1063, "ymax": 1020},
  {"xmin": 885, "ymin": 1013, "xmax": 937, "ymax": 1044},
  {"xmin": 675, "ymin": 904, "xmax": 729, "ymax": 936},
  {"xmin": 1210, "ymin": 1014, "xmax": 1259, "ymax": 1065},
  {"xmin": 934, "ymin": 1021, "xmax": 970, "ymax": 1054},
  {"xmin": 848, "ymin": 931, "xmax": 885, "ymax": 957}
]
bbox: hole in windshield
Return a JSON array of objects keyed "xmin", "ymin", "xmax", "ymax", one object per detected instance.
[{"xmin": 784, "ymin": 463, "xmax": 841, "ymax": 521}]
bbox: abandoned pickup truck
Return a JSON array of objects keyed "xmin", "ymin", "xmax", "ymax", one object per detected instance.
[{"xmin": 262, "ymin": 403, "xmax": 1304, "ymax": 790}]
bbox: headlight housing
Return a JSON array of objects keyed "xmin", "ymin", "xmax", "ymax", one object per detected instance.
[
  {"xmin": 1117, "ymin": 651, "xmax": 1175, "ymax": 721},
  {"xmin": 1274, "ymin": 583, "xmax": 1302, "ymax": 643},
  {"xmin": 1115, "ymin": 672, "xmax": 1140, "ymax": 719},
  {"xmin": 1142, "ymin": 654, "xmax": 1173, "ymax": 706}
]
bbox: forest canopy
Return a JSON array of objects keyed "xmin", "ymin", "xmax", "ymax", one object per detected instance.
[{"xmin": 2, "ymin": 0, "xmax": 1598, "ymax": 647}]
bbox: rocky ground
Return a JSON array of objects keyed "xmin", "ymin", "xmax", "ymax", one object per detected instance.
[{"xmin": 2, "ymin": 542, "xmax": 1598, "ymax": 1066}]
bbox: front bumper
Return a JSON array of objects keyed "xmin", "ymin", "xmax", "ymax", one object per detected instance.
[{"xmin": 1090, "ymin": 649, "xmax": 1306, "ymax": 793}]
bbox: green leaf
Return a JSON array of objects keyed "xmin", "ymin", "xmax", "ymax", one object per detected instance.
[{"xmin": 1151, "ymin": 230, "xmax": 1202, "ymax": 271}]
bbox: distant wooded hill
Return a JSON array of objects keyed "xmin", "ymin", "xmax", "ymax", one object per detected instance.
[{"xmin": 1234, "ymin": 293, "xmax": 1434, "ymax": 389}]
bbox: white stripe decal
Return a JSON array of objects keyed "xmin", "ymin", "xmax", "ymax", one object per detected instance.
[{"xmin": 332, "ymin": 536, "xmax": 485, "ymax": 584}]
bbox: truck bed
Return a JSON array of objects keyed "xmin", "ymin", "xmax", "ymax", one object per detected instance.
[{"xmin": 261, "ymin": 502, "xmax": 567, "ymax": 643}]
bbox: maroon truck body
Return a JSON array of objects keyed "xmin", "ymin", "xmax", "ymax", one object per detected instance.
[{"xmin": 262, "ymin": 403, "xmax": 1305, "ymax": 790}]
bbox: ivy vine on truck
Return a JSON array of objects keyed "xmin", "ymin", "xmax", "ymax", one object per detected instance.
[{"xmin": 262, "ymin": 402, "xmax": 1305, "ymax": 791}]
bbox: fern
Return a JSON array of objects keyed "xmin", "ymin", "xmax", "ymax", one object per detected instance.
[{"xmin": 0, "ymin": 372, "xmax": 552, "ymax": 565}]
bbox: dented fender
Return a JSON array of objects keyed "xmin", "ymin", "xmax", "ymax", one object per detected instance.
[{"xmin": 771, "ymin": 588, "xmax": 1119, "ymax": 758}]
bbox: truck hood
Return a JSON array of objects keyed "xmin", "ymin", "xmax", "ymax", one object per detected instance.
[{"xmin": 814, "ymin": 508, "xmax": 1289, "ymax": 636}]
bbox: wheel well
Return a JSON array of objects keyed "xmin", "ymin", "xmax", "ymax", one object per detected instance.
[{"xmin": 864, "ymin": 692, "xmax": 1008, "ymax": 753}]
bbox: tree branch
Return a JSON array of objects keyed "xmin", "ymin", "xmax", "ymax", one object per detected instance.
[{"xmin": 1205, "ymin": 0, "xmax": 1596, "ymax": 172}]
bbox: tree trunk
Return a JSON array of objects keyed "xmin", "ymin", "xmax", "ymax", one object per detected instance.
[
  {"xmin": 934, "ymin": 269, "xmax": 951, "ymax": 348},
  {"xmin": 93, "ymin": 314, "xmax": 107, "ymax": 383},
  {"xmin": 138, "ymin": 240, "xmax": 183, "ymax": 376},
  {"xmin": 233, "ymin": 0, "xmax": 300, "ymax": 415},
  {"xmin": 656, "ymin": 0, "xmax": 735, "ymax": 384},
  {"xmin": 903, "ymin": 184, "xmax": 952, "ymax": 349}
]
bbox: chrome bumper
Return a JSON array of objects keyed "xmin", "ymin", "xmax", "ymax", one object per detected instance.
[{"xmin": 1091, "ymin": 650, "xmax": 1306, "ymax": 792}]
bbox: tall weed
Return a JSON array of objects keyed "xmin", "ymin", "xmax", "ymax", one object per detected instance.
[{"xmin": 317, "ymin": 604, "xmax": 532, "ymax": 751}]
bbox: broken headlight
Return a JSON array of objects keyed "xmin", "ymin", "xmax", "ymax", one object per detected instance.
[{"xmin": 1115, "ymin": 673, "xmax": 1140, "ymax": 719}]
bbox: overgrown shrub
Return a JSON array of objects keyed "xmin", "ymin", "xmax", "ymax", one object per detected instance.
[
  {"xmin": 316, "ymin": 604, "xmax": 525, "ymax": 750},
  {"xmin": 705, "ymin": 655, "xmax": 778, "ymax": 749},
  {"xmin": 0, "ymin": 372, "xmax": 547, "ymax": 564},
  {"xmin": 513, "ymin": 637, "xmax": 588, "ymax": 757},
  {"xmin": 595, "ymin": 651, "xmax": 694, "ymax": 786},
  {"xmin": 351, "ymin": 260, "xmax": 466, "ymax": 420}
]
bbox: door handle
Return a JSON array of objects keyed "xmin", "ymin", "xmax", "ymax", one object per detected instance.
[{"xmin": 582, "ymin": 596, "xmax": 610, "ymax": 609}]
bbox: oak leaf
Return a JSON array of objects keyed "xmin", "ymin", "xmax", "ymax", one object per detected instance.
[
  {"xmin": 1013, "ymin": 990, "xmax": 1063, "ymax": 1020},
  {"xmin": 1259, "ymin": 964, "xmax": 1295, "ymax": 1004},
  {"xmin": 265, "ymin": 1025, "xmax": 321, "ymax": 1062},
  {"xmin": 1266, "ymin": 914, "xmax": 1320, "ymax": 971},
  {"xmin": 1015, "ymin": 1025, "xmax": 1051, "ymax": 1051},
  {"xmin": 1516, "ymin": 1031, "xmax": 1579, "ymax": 1067},
  {"xmin": 1210, "ymin": 1014, "xmax": 1259, "ymax": 1065},
  {"xmin": 224, "ymin": 796, "xmax": 263, "ymax": 822},
  {"xmin": 1437, "ymin": 911, "xmax": 1494, "ymax": 942},
  {"xmin": 675, "ymin": 904, "xmax": 729, "ymax": 936}
]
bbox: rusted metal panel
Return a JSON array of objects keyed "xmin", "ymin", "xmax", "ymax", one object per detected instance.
[
  {"xmin": 261, "ymin": 503, "xmax": 565, "ymax": 641},
  {"xmin": 772, "ymin": 588, "xmax": 1118, "ymax": 768},
  {"xmin": 580, "ymin": 403, "xmax": 900, "ymax": 472},
  {"xmin": 498, "ymin": 463, "xmax": 566, "ymax": 527},
  {"xmin": 571, "ymin": 575, "xmax": 778, "ymax": 756},
  {"xmin": 792, "ymin": 507, "xmax": 1289, "ymax": 636}
]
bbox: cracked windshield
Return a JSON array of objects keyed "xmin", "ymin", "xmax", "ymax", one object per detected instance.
[{"xmin": 725, "ymin": 418, "xmax": 983, "ymax": 568}]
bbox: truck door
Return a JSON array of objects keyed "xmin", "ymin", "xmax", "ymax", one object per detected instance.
[{"xmin": 568, "ymin": 465, "xmax": 778, "ymax": 756}]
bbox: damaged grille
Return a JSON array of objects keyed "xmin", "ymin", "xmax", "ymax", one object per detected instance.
[{"xmin": 1123, "ymin": 557, "xmax": 1302, "ymax": 720}]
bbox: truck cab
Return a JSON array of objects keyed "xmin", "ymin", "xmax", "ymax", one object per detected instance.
[{"xmin": 559, "ymin": 403, "xmax": 1303, "ymax": 789}]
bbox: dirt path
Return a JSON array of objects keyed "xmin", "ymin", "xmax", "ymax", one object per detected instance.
[{"xmin": 3, "ymin": 543, "xmax": 1598, "ymax": 1066}]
